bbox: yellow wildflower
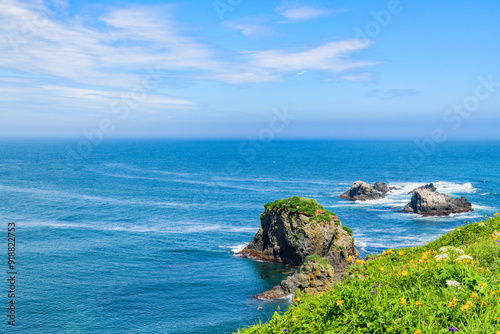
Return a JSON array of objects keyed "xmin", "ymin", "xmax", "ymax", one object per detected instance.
[
  {"xmin": 400, "ymin": 298, "xmax": 407, "ymax": 305},
  {"xmin": 347, "ymin": 255, "xmax": 353, "ymax": 262},
  {"xmin": 452, "ymin": 297, "xmax": 459, "ymax": 304},
  {"xmin": 356, "ymin": 259, "xmax": 366, "ymax": 265},
  {"xmin": 402, "ymin": 271, "xmax": 408, "ymax": 276},
  {"xmin": 447, "ymin": 302, "xmax": 454, "ymax": 308},
  {"xmin": 336, "ymin": 300, "xmax": 344, "ymax": 306},
  {"xmin": 480, "ymin": 300, "xmax": 488, "ymax": 306},
  {"xmin": 490, "ymin": 290, "xmax": 495, "ymax": 296},
  {"xmin": 415, "ymin": 301, "xmax": 422, "ymax": 306},
  {"xmin": 379, "ymin": 267, "xmax": 385, "ymax": 271},
  {"xmin": 399, "ymin": 250, "xmax": 404, "ymax": 256},
  {"xmin": 382, "ymin": 251, "xmax": 386, "ymax": 256},
  {"xmin": 480, "ymin": 282, "xmax": 487, "ymax": 288},
  {"xmin": 257, "ymin": 307, "xmax": 262, "ymax": 310},
  {"xmin": 461, "ymin": 300, "xmax": 473, "ymax": 310},
  {"xmin": 415, "ymin": 330, "xmax": 422, "ymax": 334},
  {"xmin": 387, "ymin": 249, "xmax": 393, "ymax": 254},
  {"xmin": 471, "ymin": 292, "xmax": 479, "ymax": 299}
]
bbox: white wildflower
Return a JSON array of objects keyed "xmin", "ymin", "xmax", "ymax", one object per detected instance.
[
  {"xmin": 446, "ymin": 280, "xmax": 461, "ymax": 288},
  {"xmin": 435, "ymin": 254, "xmax": 450, "ymax": 262},
  {"xmin": 455, "ymin": 255, "xmax": 473, "ymax": 261},
  {"xmin": 439, "ymin": 246, "xmax": 464, "ymax": 254}
]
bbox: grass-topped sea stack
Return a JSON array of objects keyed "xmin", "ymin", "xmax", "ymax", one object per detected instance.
[{"xmin": 239, "ymin": 196, "xmax": 358, "ymax": 271}]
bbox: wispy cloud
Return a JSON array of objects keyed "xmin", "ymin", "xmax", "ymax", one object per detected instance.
[
  {"xmin": 0, "ymin": 0, "xmax": 379, "ymax": 110},
  {"xmin": 275, "ymin": 2, "xmax": 338, "ymax": 22},
  {"xmin": 244, "ymin": 40, "xmax": 379, "ymax": 74},
  {"xmin": 223, "ymin": 16, "xmax": 274, "ymax": 37},
  {"xmin": 368, "ymin": 88, "xmax": 420, "ymax": 99},
  {"xmin": 0, "ymin": 2, "xmax": 220, "ymax": 88},
  {"xmin": 342, "ymin": 72, "xmax": 376, "ymax": 83}
]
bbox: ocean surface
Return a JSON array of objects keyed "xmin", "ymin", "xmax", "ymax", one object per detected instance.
[{"xmin": 0, "ymin": 140, "xmax": 499, "ymax": 333}]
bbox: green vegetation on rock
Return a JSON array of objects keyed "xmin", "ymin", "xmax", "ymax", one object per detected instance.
[
  {"xmin": 238, "ymin": 215, "xmax": 500, "ymax": 334},
  {"xmin": 342, "ymin": 226, "xmax": 353, "ymax": 235},
  {"xmin": 265, "ymin": 196, "xmax": 324, "ymax": 215},
  {"xmin": 264, "ymin": 196, "xmax": 336, "ymax": 224},
  {"xmin": 305, "ymin": 254, "xmax": 332, "ymax": 269}
]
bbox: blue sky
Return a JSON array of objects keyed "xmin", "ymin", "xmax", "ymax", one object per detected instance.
[{"xmin": 0, "ymin": 0, "xmax": 499, "ymax": 139}]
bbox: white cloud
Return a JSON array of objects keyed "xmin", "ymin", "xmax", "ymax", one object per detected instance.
[
  {"xmin": 0, "ymin": 1, "xmax": 221, "ymax": 89},
  {"xmin": 0, "ymin": 0, "xmax": 379, "ymax": 109},
  {"xmin": 224, "ymin": 21, "xmax": 274, "ymax": 37},
  {"xmin": 244, "ymin": 40, "xmax": 380, "ymax": 74},
  {"xmin": 275, "ymin": 3, "xmax": 336, "ymax": 22},
  {"xmin": 342, "ymin": 72, "xmax": 376, "ymax": 82},
  {"xmin": 223, "ymin": 16, "xmax": 274, "ymax": 37}
]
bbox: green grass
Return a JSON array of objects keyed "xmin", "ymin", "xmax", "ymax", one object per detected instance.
[
  {"xmin": 238, "ymin": 214, "xmax": 500, "ymax": 334},
  {"xmin": 265, "ymin": 196, "xmax": 325, "ymax": 216},
  {"xmin": 342, "ymin": 226, "xmax": 353, "ymax": 235},
  {"xmin": 305, "ymin": 254, "xmax": 332, "ymax": 269},
  {"xmin": 264, "ymin": 196, "xmax": 338, "ymax": 224}
]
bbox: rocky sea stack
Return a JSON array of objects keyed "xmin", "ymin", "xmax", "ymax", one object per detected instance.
[
  {"xmin": 239, "ymin": 196, "xmax": 359, "ymax": 299},
  {"xmin": 339, "ymin": 181, "xmax": 394, "ymax": 201},
  {"xmin": 402, "ymin": 188, "xmax": 473, "ymax": 216}
]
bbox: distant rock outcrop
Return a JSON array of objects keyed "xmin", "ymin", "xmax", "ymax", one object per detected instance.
[
  {"xmin": 402, "ymin": 188, "xmax": 473, "ymax": 216},
  {"xmin": 339, "ymin": 181, "xmax": 394, "ymax": 201},
  {"xmin": 409, "ymin": 183, "xmax": 437, "ymax": 194},
  {"xmin": 239, "ymin": 197, "xmax": 358, "ymax": 269}
]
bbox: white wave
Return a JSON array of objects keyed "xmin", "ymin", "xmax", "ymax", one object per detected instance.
[
  {"xmin": 471, "ymin": 204, "xmax": 494, "ymax": 210},
  {"xmin": 219, "ymin": 243, "xmax": 249, "ymax": 253},
  {"xmin": 387, "ymin": 181, "xmax": 477, "ymax": 196},
  {"xmin": 227, "ymin": 227, "xmax": 258, "ymax": 233},
  {"xmin": 98, "ymin": 163, "xmax": 195, "ymax": 178},
  {"xmin": 0, "ymin": 183, "xmax": 199, "ymax": 208}
]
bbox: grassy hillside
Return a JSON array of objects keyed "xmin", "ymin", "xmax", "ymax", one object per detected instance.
[{"xmin": 238, "ymin": 214, "xmax": 500, "ymax": 334}]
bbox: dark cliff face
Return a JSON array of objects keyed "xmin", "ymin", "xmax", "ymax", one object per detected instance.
[{"xmin": 239, "ymin": 209, "xmax": 359, "ymax": 271}]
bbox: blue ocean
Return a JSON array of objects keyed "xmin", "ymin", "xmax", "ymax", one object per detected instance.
[{"xmin": 1, "ymin": 140, "xmax": 499, "ymax": 333}]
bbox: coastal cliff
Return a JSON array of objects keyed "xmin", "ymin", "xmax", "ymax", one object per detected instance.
[
  {"xmin": 239, "ymin": 196, "xmax": 358, "ymax": 270},
  {"xmin": 239, "ymin": 196, "xmax": 359, "ymax": 299}
]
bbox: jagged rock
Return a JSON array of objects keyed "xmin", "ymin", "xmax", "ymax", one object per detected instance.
[
  {"xmin": 409, "ymin": 183, "xmax": 437, "ymax": 194},
  {"xmin": 239, "ymin": 197, "xmax": 358, "ymax": 270},
  {"xmin": 256, "ymin": 260, "xmax": 336, "ymax": 300},
  {"xmin": 339, "ymin": 181, "xmax": 392, "ymax": 201},
  {"xmin": 373, "ymin": 182, "xmax": 389, "ymax": 193},
  {"xmin": 402, "ymin": 188, "xmax": 473, "ymax": 216}
]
